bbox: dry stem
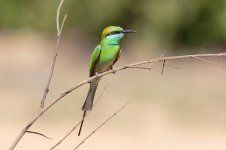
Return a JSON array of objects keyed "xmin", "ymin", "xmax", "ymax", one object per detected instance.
[
  {"xmin": 49, "ymin": 77, "xmax": 114, "ymax": 150},
  {"xmin": 40, "ymin": 0, "xmax": 67, "ymax": 109},
  {"xmin": 73, "ymin": 93, "xmax": 138, "ymax": 150},
  {"xmin": 9, "ymin": 52, "xmax": 226, "ymax": 150},
  {"xmin": 26, "ymin": 130, "xmax": 52, "ymax": 140},
  {"xmin": 9, "ymin": 0, "xmax": 67, "ymax": 149}
]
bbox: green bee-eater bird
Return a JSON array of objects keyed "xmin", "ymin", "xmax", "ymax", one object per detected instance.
[{"xmin": 78, "ymin": 26, "xmax": 136, "ymax": 136}]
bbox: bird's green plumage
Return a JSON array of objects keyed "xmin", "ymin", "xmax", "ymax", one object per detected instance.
[
  {"xmin": 89, "ymin": 26, "xmax": 124, "ymax": 77},
  {"xmin": 78, "ymin": 26, "xmax": 136, "ymax": 136},
  {"xmin": 92, "ymin": 44, "xmax": 120, "ymax": 73},
  {"xmin": 89, "ymin": 45, "xmax": 101, "ymax": 76}
]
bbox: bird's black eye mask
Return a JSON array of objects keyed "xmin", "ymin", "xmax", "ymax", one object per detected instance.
[{"xmin": 105, "ymin": 31, "xmax": 122, "ymax": 37}]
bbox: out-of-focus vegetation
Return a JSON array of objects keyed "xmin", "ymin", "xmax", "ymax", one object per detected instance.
[{"xmin": 1, "ymin": 0, "xmax": 226, "ymax": 49}]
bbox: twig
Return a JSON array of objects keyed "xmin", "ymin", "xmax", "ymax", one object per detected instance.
[
  {"xmin": 40, "ymin": 0, "xmax": 66, "ymax": 109},
  {"xmin": 165, "ymin": 62, "xmax": 182, "ymax": 69},
  {"xmin": 148, "ymin": 51, "xmax": 166, "ymax": 69},
  {"xmin": 26, "ymin": 130, "xmax": 52, "ymax": 140},
  {"xmin": 58, "ymin": 14, "xmax": 67, "ymax": 37},
  {"xmin": 9, "ymin": 1, "xmax": 67, "ymax": 150},
  {"xmin": 9, "ymin": 52, "xmax": 226, "ymax": 150},
  {"xmin": 125, "ymin": 66, "xmax": 159, "ymax": 70},
  {"xmin": 49, "ymin": 115, "xmax": 87, "ymax": 150},
  {"xmin": 56, "ymin": 0, "xmax": 65, "ymax": 36},
  {"xmin": 93, "ymin": 76, "xmax": 114, "ymax": 106},
  {"xmin": 192, "ymin": 56, "xmax": 226, "ymax": 70},
  {"xmin": 131, "ymin": 53, "xmax": 226, "ymax": 67},
  {"xmin": 160, "ymin": 51, "xmax": 167, "ymax": 58},
  {"xmin": 49, "ymin": 77, "xmax": 114, "ymax": 150},
  {"xmin": 73, "ymin": 92, "xmax": 138, "ymax": 150}
]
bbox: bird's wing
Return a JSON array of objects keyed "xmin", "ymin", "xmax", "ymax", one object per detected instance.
[
  {"xmin": 89, "ymin": 45, "xmax": 101, "ymax": 77},
  {"xmin": 113, "ymin": 49, "xmax": 121, "ymax": 65}
]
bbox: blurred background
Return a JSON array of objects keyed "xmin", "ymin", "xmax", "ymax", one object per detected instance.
[{"xmin": 1, "ymin": 0, "xmax": 226, "ymax": 149}]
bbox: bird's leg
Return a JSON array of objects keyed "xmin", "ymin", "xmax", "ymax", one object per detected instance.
[{"xmin": 110, "ymin": 66, "xmax": 116, "ymax": 74}]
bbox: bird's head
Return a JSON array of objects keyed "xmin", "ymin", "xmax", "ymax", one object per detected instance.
[{"xmin": 101, "ymin": 26, "xmax": 136, "ymax": 45}]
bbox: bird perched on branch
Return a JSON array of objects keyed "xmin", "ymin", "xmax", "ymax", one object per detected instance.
[{"xmin": 78, "ymin": 26, "xmax": 136, "ymax": 136}]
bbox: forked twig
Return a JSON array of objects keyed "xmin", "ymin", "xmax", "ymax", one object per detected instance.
[
  {"xmin": 40, "ymin": 0, "xmax": 67, "ymax": 109},
  {"xmin": 56, "ymin": 0, "xmax": 65, "ymax": 35},
  {"xmin": 148, "ymin": 51, "xmax": 166, "ymax": 69},
  {"xmin": 26, "ymin": 130, "xmax": 52, "ymax": 140},
  {"xmin": 192, "ymin": 56, "xmax": 226, "ymax": 69},
  {"xmin": 9, "ymin": 0, "xmax": 67, "ymax": 149},
  {"xmin": 58, "ymin": 14, "xmax": 67, "ymax": 37}
]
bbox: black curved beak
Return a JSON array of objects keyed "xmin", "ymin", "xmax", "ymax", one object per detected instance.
[{"xmin": 122, "ymin": 29, "xmax": 136, "ymax": 33}]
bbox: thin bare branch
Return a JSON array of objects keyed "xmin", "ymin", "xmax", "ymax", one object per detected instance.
[
  {"xmin": 9, "ymin": 52, "xmax": 226, "ymax": 150},
  {"xmin": 49, "ymin": 77, "xmax": 114, "ymax": 150},
  {"xmin": 125, "ymin": 66, "xmax": 158, "ymax": 70},
  {"xmin": 165, "ymin": 62, "xmax": 182, "ymax": 69},
  {"xmin": 50, "ymin": 115, "xmax": 88, "ymax": 150},
  {"xmin": 26, "ymin": 130, "xmax": 52, "ymax": 140},
  {"xmin": 93, "ymin": 76, "xmax": 114, "ymax": 106},
  {"xmin": 40, "ymin": 0, "xmax": 67, "ymax": 109},
  {"xmin": 130, "ymin": 52, "xmax": 226, "ymax": 67},
  {"xmin": 73, "ymin": 93, "xmax": 138, "ymax": 150},
  {"xmin": 148, "ymin": 51, "xmax": 166, "ymax": 69},
  {"xmin": 192, "ymin": 56, "xmax": 226, "ymax": 70},
  {"xmin": 58, "ymin": 14, "xmax": 67, "ymax": 36},
  {"xmin": 160, "ymin": 51, "xmax": 167, "ymax": 58},
  {"xmin": 56, "ymin": 0, "xmax": 65, "ymax": 36},
  {"xmin": 9, "ymin": 0, "xmax": 67, "ymax": 149}
]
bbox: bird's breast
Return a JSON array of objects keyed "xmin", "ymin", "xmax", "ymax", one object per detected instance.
[{"xmin": 95, "ymin": 45, "xmax": 120, "ymax": 72}]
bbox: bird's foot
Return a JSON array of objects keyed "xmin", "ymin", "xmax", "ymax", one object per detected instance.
[
  {"xmin": 111, "ymin": 68, "xmax": 116, "ymax": 74},
  {"xmin": 95, "ymin": 72, "xmax": 100, "ymax": 78}
]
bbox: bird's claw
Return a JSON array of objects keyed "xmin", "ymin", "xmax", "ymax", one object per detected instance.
[
  {"xmin": 112, "ymin": 68, "xmax": 116, "ymax": 74},
  {"xmin": 95, "ymin": 72, "xmax": 100, "ymax": 78}
]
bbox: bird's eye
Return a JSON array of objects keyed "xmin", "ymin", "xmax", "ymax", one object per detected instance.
[{"xmin": 106, "ymin": 31, "xmax": 121, "ymax": 37}]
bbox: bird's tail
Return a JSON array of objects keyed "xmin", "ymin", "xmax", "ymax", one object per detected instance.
[
  {"xmin": 78, "ymin": 79, "xmax": 99, "ymax": 136},
  {"xmin": 82, "ymin": 79, "xmax": 99, "ymax": 111},
  {"xmin": 78, "ymin": 111, "xmax": 86, "ymax": 136}
]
